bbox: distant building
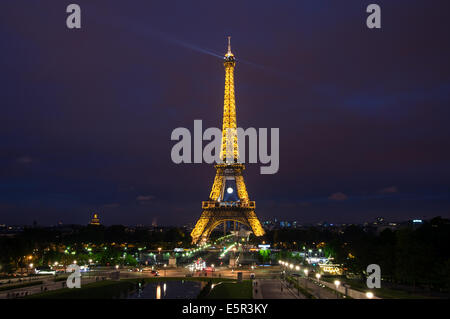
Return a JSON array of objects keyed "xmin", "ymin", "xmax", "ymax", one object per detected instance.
[{"xmin": 89, "ymin": 213, "xmax": 100, "ymax": 226}]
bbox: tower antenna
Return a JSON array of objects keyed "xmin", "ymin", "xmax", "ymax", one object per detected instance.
[{"xmin": 227, "ymin": 36, "xmax": 231, "ymax": 55}]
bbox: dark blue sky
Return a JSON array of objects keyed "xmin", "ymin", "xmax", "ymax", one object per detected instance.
[{"xmin": 1, "ymin": 1, "xmax": 450, "ymax": 226}]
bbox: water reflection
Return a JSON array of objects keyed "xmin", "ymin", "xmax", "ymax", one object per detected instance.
[
  {"xmin": 128, "ymin": 281, "xmax": 202, "ymax": 299},
  {"xmin": 156, "ymin": 284, "xmax": 161, "ymax": 299}
]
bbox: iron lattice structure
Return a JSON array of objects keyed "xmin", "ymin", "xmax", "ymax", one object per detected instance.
[{"xmin": 191, "ymin": 38, "xmax": 265, "ymax": 244}]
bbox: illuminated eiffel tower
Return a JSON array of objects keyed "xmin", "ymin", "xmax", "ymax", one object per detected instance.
[{"xmin": 191, "ymin": 37, "xmax": 265, "ymax": 244}]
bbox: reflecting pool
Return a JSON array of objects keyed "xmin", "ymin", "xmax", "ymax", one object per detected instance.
[{"xmin": 127, "ymin": 280, "xmax": 203, "ymax": 299}]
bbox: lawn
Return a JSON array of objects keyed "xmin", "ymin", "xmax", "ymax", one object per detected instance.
[{"xmin": 204, "ymin": 280, "xmax": 253, "ymax": 299}]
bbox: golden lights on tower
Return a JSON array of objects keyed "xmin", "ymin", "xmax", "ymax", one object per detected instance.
[{"xmin": 190, "ymin": 37, "xmax": 265, "ymax": 244}]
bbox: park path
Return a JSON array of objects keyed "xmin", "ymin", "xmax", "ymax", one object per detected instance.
[
  {"xmin": 253, "ymin": 279, "xmax": 305, "ymax": 299},
  {"xmin": 297, "ymin": 277, "xmax": 337, "ymax": 299}
]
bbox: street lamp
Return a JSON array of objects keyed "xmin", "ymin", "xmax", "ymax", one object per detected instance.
[
  {"xmin": 295, "ymin": 265, "xmax": 300, "ymax": 271},
  {"xmin": 334, "ymin": 280, "xmax": 341, "ymax": 298},
  {"xmin": 366, "ymin": 292, "xmax": 374, "ymax": 299},
  {"xmin": 304, "ymin": 269, "xmax": 309, "ymax": 289},
  {"xmin": 315, "ymin": 273, "xmax": 322, "ymax": 298}
]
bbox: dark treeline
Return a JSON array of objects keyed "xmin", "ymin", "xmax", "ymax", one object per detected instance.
[
  {"xmin": 14, "ymin": 225, "xmax": 190, "ymax": 246},
  {"xmin": 16, "ymin": 225, "xmax": 190, "ymax": 248},
  {"xmin": 0, "ymin": 225, "xmax": 191, "ymax": 273},
  {"xmin": 263, "ymin": 217, "xmax": 450, "ymax": 291}
]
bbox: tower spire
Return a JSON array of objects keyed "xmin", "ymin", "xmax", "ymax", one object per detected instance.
[{"xmin": 221, "ymin": 36, "xmax": 238, "ymax": 163}]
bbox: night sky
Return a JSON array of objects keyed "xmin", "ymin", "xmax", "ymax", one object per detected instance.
[{"xmin": 1, "ymin": 1, "xmax": 450, "ymax": 226}]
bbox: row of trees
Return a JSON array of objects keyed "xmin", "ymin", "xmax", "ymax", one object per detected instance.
[
  {"xmin": 263, "ymin": 217, "xmax": 450, "ymax": 291},
  {"xmin": 0, "ymin": 225, "xmax": 191, "ymax": 273}
]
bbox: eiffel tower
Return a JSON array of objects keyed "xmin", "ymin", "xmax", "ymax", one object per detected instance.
[{"xmin": 191, "ymin": 37, "xmax": 265, "ymax": 244}]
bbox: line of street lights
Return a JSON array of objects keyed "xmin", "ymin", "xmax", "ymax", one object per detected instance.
[{"xmin": 279, "ymin": 260, "xmax": 375, "ymax": 299}]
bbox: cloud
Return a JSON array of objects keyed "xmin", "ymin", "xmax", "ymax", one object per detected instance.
[
  {"xmin": 328, "ymin": 192, "xmax": 348, "ymax": 201},
  {"xmin": 136, "ymin": 195, "xmax": 155, "ymax": 201},
  {"xmin": 103, "ymin": 203, "xmax": 120, "ymax": 208},
  {"xmin": 379, "ymin": 186, "xmax": 398, "ymax": 194},
  {"xmin": 16, "ymin": 156, "xmax": 33, "ymax": 164}
]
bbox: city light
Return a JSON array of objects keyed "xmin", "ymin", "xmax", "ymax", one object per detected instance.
[
  {"xmin": 316, "ymin": 273, "xmax": 321, "ymax": 280},
  {"xmin": 366, "ymin": 292, "xmax": 374, "ymax": 299},
  {"xmin": 334, "ymin": 280, "xmax": 340, "ymax": 287}
]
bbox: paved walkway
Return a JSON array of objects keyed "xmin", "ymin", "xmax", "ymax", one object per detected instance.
[
  {"xmin": 297, "ymin": 277, "xmax": 337, "ymax": 299},
  {"xmin": 253, "ymin": 279, "xmax": 305, "ymax": 299}
]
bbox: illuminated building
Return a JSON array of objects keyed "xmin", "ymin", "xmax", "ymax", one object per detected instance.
[
  {"xmin": 191, "ymin": 37, "xmax": 265, "ymax": 244},
  {"xmin": 319, "ymin": 263, "xmax": 343, "ymax": 275},
  {"xmin": 90, "ymin": 213, "xmax": 100, "ymax": 226}
]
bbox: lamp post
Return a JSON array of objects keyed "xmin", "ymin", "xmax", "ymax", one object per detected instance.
[
  {"xmin": 304, "ymin": 269, "xmax": 309, "ymax": 290},
  {"xmin": 279, "ymin": 261, "xmax": 284, "ymax": 279},
  {"xmin": 315, "ymin": 273, "xmax": 321, "ymax": 298},
  {"xmin": 334, "ymin": 280, "xmax": 341, "ymax": 299},
  {"xmin": 294, "ymin": 265, "xmax": 300, "ymax": 295}
]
